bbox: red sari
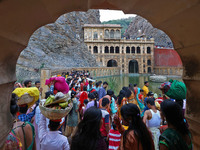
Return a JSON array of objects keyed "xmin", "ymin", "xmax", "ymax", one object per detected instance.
[{"xmin": 79, "ymin": 91, "xmax": 88, "ymax": 111}]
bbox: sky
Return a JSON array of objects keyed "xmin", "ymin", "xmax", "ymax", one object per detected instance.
[{"xmin": 100, "ymin": 9, "xmax": 136, "ymax": 22}]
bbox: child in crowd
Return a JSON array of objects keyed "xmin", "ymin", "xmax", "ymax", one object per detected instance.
[
  {"xmin": 138, "ymin": 89, "xmax": 144, "ymax": 104},
  {"xmin": 100, "ymin": 98, "xmax": 110, "ymax": 146},
  {"xmin": 108, "ymin": 122, "xmax": 121, "ymax": 150}
]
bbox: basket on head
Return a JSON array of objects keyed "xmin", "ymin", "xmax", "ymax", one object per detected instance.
[
  {"xmin": 39, "ymin": 102, "xmax": 73, "ymax": 120},
  {"xmin": 17, "ymin": 93, "xmax": 34, "ymax": 105}
]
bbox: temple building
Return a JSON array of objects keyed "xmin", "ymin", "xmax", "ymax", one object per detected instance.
[{"xmin": 83, "ymin": 24, "xmax": 183, "ymax": 75}]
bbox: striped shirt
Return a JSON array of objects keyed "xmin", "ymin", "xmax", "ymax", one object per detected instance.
[{"xmin": 108, "ymin": 129, "xmax": 121, "ymax": 150}]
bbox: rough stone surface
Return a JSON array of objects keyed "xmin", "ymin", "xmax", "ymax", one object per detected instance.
[
  {"xmin": 124, "ymin": 16, "xmax": 173, "ymax": 48},
  {"xmin": 16, "ymin": 10, "xmax": 100, "ymax": 81}
]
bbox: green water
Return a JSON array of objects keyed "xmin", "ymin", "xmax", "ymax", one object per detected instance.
[{"xmin": 95, "ymin": 74, "xmax": 182, "ymax": 96}]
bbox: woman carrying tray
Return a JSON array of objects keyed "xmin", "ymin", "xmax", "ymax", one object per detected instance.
[{"xmin": 4, "ymin": 94, "xmax": 36, "ymax": 150}]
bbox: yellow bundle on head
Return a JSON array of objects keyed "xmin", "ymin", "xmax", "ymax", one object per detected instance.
[{"xmin": 13, "ymin": 87, "xmax": 40, "ymax": 107}]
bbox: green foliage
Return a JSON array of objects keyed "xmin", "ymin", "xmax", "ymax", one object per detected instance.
[
  {"xmin": 102, "ymin": 17, "xmax": 134, "ymax": 37},
  {"xmin": 106, "ymin": 76, "xmax": 119, "ymax": 94}
]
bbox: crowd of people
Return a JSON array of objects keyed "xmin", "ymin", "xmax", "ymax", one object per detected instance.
[{"xmin": 5, "ymin": 70, "xmax": 192, "ymax": 150}]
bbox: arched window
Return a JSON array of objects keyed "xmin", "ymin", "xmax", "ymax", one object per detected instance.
[
  {"xmin": 110, "ymin": 29, "xmax": 114, "ymax": 39},
  {"xmin": 147, "ymin": 47, "xmax": 151, "ymax": 54},
  {"xmin": 126, "ymin": 46, "xmax": 130, "ymax": 53},
  {"xmin": 148, "ymin": 67, "xmax": 151, "ymax": 73},
  {"xmin": 105, "ymin": 46, "xmax": 109, "ymax": 53},
  {"xmin": 105, "ymin": 29, "xmax": 109, "ymax": 39},
  {"xmin": 147, "ymin": 59, "xmax": 151, "ymax": 65},
  {"xmin": 107, "ymin": 59, "xmax": 118, "ymax": 67},
  {"xmin": 137, "ymin": 46, "xmax": 141, "ymax": 53},
  {"xmin": 110, "ymin": 46, "xmax": 114, "ymax": 53},
  {"xmin": 93, "ymin": 46, "xmax": 98, "ymax": 53},
  {"xmin": 131, "ymin": 46, "xmax": 135, "ymax": 53},
  {"xmin": 93, "ymin": 32, "xmax": 98, "ymax": 39},
  {"xmin": 89, "ymin": 46, "xmax": 91, "ymax": 49},
  {"xmin": 116, "ymin": 29, "xmax": 121, "ymax": 39},
  {"xmin": 115, "ymin": 46, "xmax": 119, "ymax": 53}
]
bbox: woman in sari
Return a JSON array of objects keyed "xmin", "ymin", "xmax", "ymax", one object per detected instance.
[
  {"xmin": 114, "ymin": 104, "xmax": 155, "ymax": 150},
  {"xmin": 5, "ymin": 94, "xmax": 36, "ymax": 150},
  {"xmin": 135, "ymin": 87, "xmax": 145, "ymax": 112},
  {"xmin": 159, "ymin": 100, "xmax": 192, "ymax": 150},
  {"xmin": 117, "ymin": 90, "xmax": 126, "ymax": 119},
  {"xmin": 78, "ymin": 86, "xmax": 88, "ymax": 112}
]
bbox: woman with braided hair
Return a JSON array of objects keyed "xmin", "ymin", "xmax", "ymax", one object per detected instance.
[
  {"xmin": 159, "ymin": 100, "xmax": 192, "ymax": 150},
  {"xmin": 114, "ymin": 103, "xmax": 154, "ymax": 150}
]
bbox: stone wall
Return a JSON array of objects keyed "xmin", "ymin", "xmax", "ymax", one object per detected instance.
[{"xmin": 154, "ymin": 67, "xmax": 183, "ymax": 76}]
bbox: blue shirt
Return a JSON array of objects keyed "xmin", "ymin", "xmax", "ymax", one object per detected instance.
[
  {"xmin": 18, "ymin": 108, "xmax": 36, "ymax": 122},
  {"xmin": 98, "ymin": 87, "xmax": 106, "ymax": 99}
]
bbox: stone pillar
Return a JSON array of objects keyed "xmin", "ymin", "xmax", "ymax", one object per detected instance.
[
  {"xmin": 0, "ymin": 82, "xmax": 15, "ymax": 148},
  {"xmin": 40, "ymin": 69, "xmax": 51, "ymax": 99}
]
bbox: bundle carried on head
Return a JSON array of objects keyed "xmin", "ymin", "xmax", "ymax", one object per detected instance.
[
  {"xmin": 159, "ymin": 79, "xmax": 187, "ymax": 100},
  {"xmin": 12, "ymin": 87, "xmax": 40, "ymax": 108},
  {"xmin": 39, "ymin": 92, "xmax": 73, "ymax": 120},
  {"xmin": 45, "ymin": 76, "xmax": 69, "ymax": 94}
]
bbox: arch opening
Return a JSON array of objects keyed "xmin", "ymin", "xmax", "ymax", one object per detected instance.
[
  {"xmin": 105, "ymin": 29, "xmax": 109, "ymax": 39},
  {"xmin": 115, "ymin": 46, "xmax": 119, "ymax": 53},
  {"xmin": 107, "ymin": 59, "xmax": 118, "ymax": 67},
  {"xmin": 137, "ymin": 46, "xmax": 141, "ymax": 54},
  {"xmin": 129, "ymin": 60, "xmax": 139, "ymax": 73},
  {"xmin": 0, "ymin": 0, "xmax": 198, "ymax": 147},
  {"xmin": 126, "ymin": 46, "xmax": 130, "ymax": 53},
  {"xmin": 105, "ymin": 46, "xmax": 109, "ymax": 53},
  {"xmin": 110, "ymin": 46, "xmax": 114, "ymax": 53},
  {"xmin": 93, "ymin": 46, "xmax": 98, "ymax": 53},
  {"xmin": 147, "ymin": 59, "xmax": 151, "ymax": 65},
  {"xmin": 131, "ymin": 46, "xmax": 135, "ymax": 53},
  {"xmin": 147, "ymin": 47, "xmax": 151, "ymax": 54},
  {"xmin": 93, "ymin": 32, "xmax": 98, "ymax": 39},
  {"xmin": 110, "ymin": 29, "xmax": 114, "ymax": 39}
]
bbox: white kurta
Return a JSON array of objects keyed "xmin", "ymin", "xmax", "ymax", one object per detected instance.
[{"xmin": 39, "ymin": 115, "xmax": 70, "ymax": 150}]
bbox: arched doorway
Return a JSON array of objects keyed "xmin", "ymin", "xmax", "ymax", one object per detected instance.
[
  {"xmin": 1, "ymin": 1, "xmax": 200, "ymax": 148},
  {"xmin": 107, "ymin": 59, "xmax": 118, "ymax": 67},
  {"xmin": 129, "ymin": 60, "xmax": 139, "ymax": 73}
]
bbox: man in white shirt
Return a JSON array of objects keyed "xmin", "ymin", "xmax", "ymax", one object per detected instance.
[
  {"xmin": 143, "ymin": 98, "xmax": 161, "ymax": 150},
  {"xmin": 39, "ymin": 115, "xmax": 70, "ymax": 150}
]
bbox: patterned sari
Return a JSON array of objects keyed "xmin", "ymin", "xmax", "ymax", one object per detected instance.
[{"xmin": 159, "ymin": 128, "xmax": 192, "ymax": 150}]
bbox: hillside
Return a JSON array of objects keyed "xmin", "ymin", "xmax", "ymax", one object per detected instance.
[
  {"xmin": 17, "ymin": 10, "xmax": 100, "ymax": 81},
  {"xmin": 102, "ymin": 17, "xmax": 134, "ymax": 37},
  {"xmin": 102, "ymin": 16, "xmax": 173, "ymax": 48},
  {"xmin": 124, "ymin": 16, "xmax": 173, "ymax": 48}
]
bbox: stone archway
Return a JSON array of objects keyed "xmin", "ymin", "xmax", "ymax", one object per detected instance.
[
  {"xmin": 107, "ymin": 59, "xmax": 118, "ymax": 67},
  {"xmin": 0, "ymin": 0, "xmax": 200, "ymax": 149},
  {"xmin": 129, "ymin": 60, "xmax": 139, "ymax": 73}
]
